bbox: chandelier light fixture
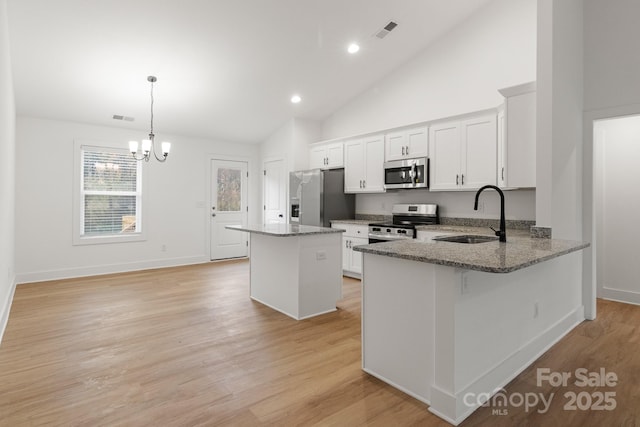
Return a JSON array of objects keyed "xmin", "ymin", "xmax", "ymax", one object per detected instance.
[{"xmin": 129, "ymin": 76, "xmax": 171, "ymax": 162}]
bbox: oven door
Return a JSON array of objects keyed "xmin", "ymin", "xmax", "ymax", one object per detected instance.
[{"xmin": 383, "ymin": 158, "xmax": 428, "ymax": 189}]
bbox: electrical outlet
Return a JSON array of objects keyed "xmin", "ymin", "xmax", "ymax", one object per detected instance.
[{"xmin": 316, "ymin": 250, "xmax": 327, "ymax": 261}]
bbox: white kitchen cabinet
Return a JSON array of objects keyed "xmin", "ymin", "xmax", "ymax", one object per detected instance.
[
  {"xmin": 429, "ymin": 112, "xmax": 497, "ymax": 191},
  {"xmin": 498, "ymin": 82, "xmax": 536, "ymax": 189},
  {"xmin": 309, "ymin": 141, "xmax": 344, "ymax": 170},
  {"xmin": 385, "ymin": 126, "xmax": 428, "ymax": 161},
  {"xmin": 332, "ymin": 223, "xmax": 368, "ymax": 278},
  {"xmin": 344, "ymin": 134, "xmax": 385, "ymax": 193}
]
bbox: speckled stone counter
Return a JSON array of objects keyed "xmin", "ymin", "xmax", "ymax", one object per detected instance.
[
  {"xmin": 226, "ymin": 223, "xmax": 344, "ymax": 237},
  {"xmin": 353, "ymin": 228, "xmax": 589, "ymax": 273}
]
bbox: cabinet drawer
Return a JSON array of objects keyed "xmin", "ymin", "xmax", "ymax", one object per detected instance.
[{"xmin": 332, "ymin": 223, "xmax": 368, "ymax": 238}]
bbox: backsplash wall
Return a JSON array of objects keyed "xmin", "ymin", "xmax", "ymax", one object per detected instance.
[{"xmin": 356, "ymin": 188, "xmax": 535, "ymax": 221}]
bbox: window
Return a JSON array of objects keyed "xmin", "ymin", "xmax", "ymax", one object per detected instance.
[{"xmin": 73, "ymin": 143, "xmax": 144, "ymax": 245}]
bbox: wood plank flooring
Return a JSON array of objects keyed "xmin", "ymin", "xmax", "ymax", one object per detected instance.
[{"xmin": 0, "ymin": 260, "xmax": 639, "ymax": 426}]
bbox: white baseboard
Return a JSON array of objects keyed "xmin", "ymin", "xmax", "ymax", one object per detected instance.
[
  {"xmin": 599, "ymin": 286, "xmax": 640, "ymax": 306},
  {"xmin": 430, "ymin": 305, "xmax": 585, "ymax": 426},
  {"xmin": 15, "ymin": 255, "xmax": 209, "ymax": 284},
  {"xmin": 0, "ymin": 275, "xmax": 17, "ymax": 346}
]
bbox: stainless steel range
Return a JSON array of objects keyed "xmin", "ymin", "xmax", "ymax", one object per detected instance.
[{"xmin": 368, "ymin": 203, "xmax": 439, "ymax": 243}]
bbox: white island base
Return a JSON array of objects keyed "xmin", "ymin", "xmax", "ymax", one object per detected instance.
[
  {"xmin": 361, "ymin": 251, "xmax": 584, "ymax": 425},
  {"xmin": 248, "ymin": 231, "xmax": 342, "ymax": 320}
]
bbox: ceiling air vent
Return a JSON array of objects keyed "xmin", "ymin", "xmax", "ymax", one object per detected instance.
[
  {"xmin": 375, "ymin": 21, "xmax": 398, "ymax": 39},
  {"xmin": 112, "ymin": 114, "xmax": 135, "ymax": 122}
]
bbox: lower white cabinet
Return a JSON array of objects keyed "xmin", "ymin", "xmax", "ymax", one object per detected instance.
[{"xmin": 332, "ymin": 223, "xmax": 368, "ymax": 278}]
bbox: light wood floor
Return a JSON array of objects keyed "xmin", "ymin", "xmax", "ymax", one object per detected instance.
[{"xmin": 0, "ymin": 260, "xmax": 638, "ymax": 427}]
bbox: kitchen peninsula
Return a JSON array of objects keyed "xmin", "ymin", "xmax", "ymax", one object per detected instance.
[
  {"xmin": 354, "ymin": 229, "xmax": 589, "ymax": 425},
  {"xmin": 226, "ymin": 224, "xmax": 344, "ymax": 320}
]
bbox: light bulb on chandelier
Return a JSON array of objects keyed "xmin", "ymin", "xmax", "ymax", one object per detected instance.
[{"xmin": 129, "ymin": 76, "xmax": 171, "ymax": 162}]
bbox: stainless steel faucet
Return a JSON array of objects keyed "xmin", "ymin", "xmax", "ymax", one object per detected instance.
[{"xmin": 474, "ymin": 185, "xmax": 506, "ymax": 242}]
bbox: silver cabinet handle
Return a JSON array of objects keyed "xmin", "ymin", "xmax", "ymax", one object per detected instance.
[
  {"xmin": 461, "ymin": 174, "xmax": 464, "ymax": 185},
  {"xmin": 363, "ymin": 180, "xmax": 366, "ymax": 188},
  {"xmin": 456, "ymin": 174, "xmax": 459, "ymax": 185},
  {"xmin": 406, "ymin": 146, "xmax": 409, "ymax": 155},
  {"xmin": 346, "ymin": 240, "xmax": 349, "ymax": 248},
  {"xmin": 212, "ymin": 213, "xmax": 216, "ymax": 217},
  {"xmin": 402, "ymin": 146, "xmax": 405, "ymax": 156},
  {"xmin": 501, "ymin": 167, "xmax": 505, "ymax": 181}
]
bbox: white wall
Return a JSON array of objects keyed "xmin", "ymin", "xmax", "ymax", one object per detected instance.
[
  {"xmin": 536, "ymin": 0, "xmax": 583, "ymax": 240},
  {"xmin": 357, "ymin": 189, "xmax": 535, "ymax": 220},
  {"xmin": 318, "ymin": 0, "xmax": 537, "ymax": 220},
  {"xmin": 594, "ymin": 116, "xmax": 640, "ymax": 305},
  {"xmin": 321, "ymin": 0, "xmax": 537, "ymax": 140},
  {"xmin": 260, "ymin": 117, "xmax": 320, "ymax": 172},
  {"xmin": 584, "ymin": 0, "xmax": 640, "ymax": 113},
  {"xmin": 14, "ymin": 117, "xmax": 260, "ymax": 283},
  {"xmin": 0, "ymin": 0, "xmax": 16, "ymax": 341},
  {"xmin": 582, "ymin": 0, "xmax": 640, "ymax": 310}
]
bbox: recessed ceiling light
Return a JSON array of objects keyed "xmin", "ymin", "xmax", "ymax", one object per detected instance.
[
  {"xmin": 291, "ymin": 94, "xmax": 302, "ymax": 104},
  {"xmin": 347, "ymin": 43, "xmax": 360, "ymax": 54}
]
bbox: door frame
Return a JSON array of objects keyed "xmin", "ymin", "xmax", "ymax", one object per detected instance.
[
  {"xmin": 208, "ymin": 154, "xmax": 253, "ymax": 261},
  {"xmin": 261, "ymin": 156, "xmax": 287, "ymax": 224},
  {"xmin": 583, "ymin": 102, "xmax": 640, "ymax": 319}
]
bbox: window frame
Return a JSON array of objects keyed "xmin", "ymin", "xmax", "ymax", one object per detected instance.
[{"xmin": 73, "ymin": 140, "xmax": 147, "ymax": 245}]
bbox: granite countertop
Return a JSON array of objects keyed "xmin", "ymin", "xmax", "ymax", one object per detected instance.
[
  {"xmin": 226, "ymin": 224, "xmax": 344, "ymax": 237},
  {"xmin": 353, "ymin": 226, "xmax": 589, "ymax": 273}
]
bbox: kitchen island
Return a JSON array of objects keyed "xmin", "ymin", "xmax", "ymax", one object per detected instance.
[
  {"xmin": 354, "ymin": 228, "xmax": 589, "ymax": 425},
  {"xmin": 226, "ymin": 224, "xmax": 344, "ymax": 320}
]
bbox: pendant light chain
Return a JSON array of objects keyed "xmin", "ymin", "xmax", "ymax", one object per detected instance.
[{"xmin": 149, "ymin": 78, "xmax": 154, "ymax": 136}]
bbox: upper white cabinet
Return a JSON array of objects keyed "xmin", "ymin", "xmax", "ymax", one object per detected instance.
[
  {"xmin": 498, "ymin": 82, "xmax": 536, "ymax": 189},
  {"xmin": 429, "ymin": 112, "xmax": 497, "ymax": 191},
  {"xmin": 344, "ymin": 134, "xmax": 385, "ymax": 193},
  {"xmin": 385, "ymin": 126, "xmax": 428, "ymax": 161},
  {"xmin": 309, "ymin": 141, "xmax": 344, "ymax": 170}
]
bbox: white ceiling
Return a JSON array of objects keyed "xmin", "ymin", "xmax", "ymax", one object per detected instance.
[{"xmin": 7, "ymin": 0, "xmax": 493, "ymax": 144}]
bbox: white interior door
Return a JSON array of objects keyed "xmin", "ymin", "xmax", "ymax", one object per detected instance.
[
  {"xmin": 211, "ymin": 159, "xmax": 248, "ymax": 260},
  {"xmin": 263, "ymin": 158, "xmax": 286, "ymax": 224}
]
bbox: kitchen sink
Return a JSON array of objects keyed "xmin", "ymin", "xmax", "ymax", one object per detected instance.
[{"xmin": 432, "ymin": 234, "xmax": 499, "ymax": 244}]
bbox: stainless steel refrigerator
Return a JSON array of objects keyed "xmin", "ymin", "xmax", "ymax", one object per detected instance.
[{"xmin": 289, "ymin": 168, "xmax": 355, "ymax": 227}]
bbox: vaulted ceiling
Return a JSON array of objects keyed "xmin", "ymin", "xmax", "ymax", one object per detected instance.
[{"xmin": 7, "ymin": 0, "xmax": 492, "ymax": 143}]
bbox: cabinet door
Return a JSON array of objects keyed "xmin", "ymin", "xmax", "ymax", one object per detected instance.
[
  {"xmin": 505, "ymin": 91, "xmax": 536, "ymax": 188},
  {"xmin": 363, "ymin": 134, "xmax": 385, "ymax": 192},
  {"xmin": 497, "ymin": 108, "xmax": 507, "ymax": 188},
  {"xmin": 309, "ymin": 144, "xmax": 327, "ymax": 169},
  {"xmin": 344, "ymin": 139, "xmax": 364, "ymax": 193},
  {"xmin": 342, "ymin": 237, "xmax": 351, "ymax": 271},
  {"xmin": 326, "ymin": 142, "xmax": 344, "ymax": 168},
  {"xmin": 406, "ymin": 127, "xmax": 428, "ymax": 158},
  {"xmin": 385, "ymin": 131, "xmax": 406, "ymax": 161},
  {"xmin": 348, "ymin": 237, "xmax": 368, "ymax": 274},
  {"xmin": 429, "ymin": 121, "xmax": 461, "ymax": 191},
  {"xmin": 461, "ymin": 114, "xmax": 497, "ymax": 190}
]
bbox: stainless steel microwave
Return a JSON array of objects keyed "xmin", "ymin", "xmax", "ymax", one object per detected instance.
[{"xmin": 383, "ymin": 157, "xmax": 429, "ymax": 189}]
